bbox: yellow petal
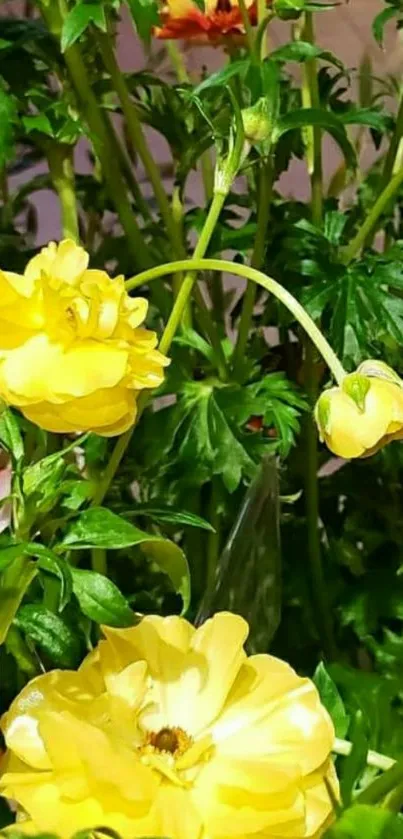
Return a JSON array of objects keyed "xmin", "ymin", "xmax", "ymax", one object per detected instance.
[
  {"xmin": 193, "ymin": 754, "xmax": 305, "ymax": 836},
  {"xmin": 212, "ymin": 655, "xmax": 334, "ymax": 775},
  {"xmin": 22, "ymin": 388, "xmax": 136, "ymax": 435},
  {"xmin": 25, "ymin": 240, "xmax": 88, "ymax": 286},
  {"xmin": 301, "ymin": 760, "xmax": 338, "ymax": 837}
]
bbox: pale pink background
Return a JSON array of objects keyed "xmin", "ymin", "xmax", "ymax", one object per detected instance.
[{"xmin": 2, "ymin": 0, "xmax": 402, "ymax": 242}]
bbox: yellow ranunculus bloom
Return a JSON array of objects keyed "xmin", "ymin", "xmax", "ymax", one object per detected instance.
[
  {"xmin": 0, "ymin": 613, "xmax": 337, "ymax": 839},
  {"xmin": 315, "ymin": 361, "xmax": 403, "ymax": 459},
  {"xmin": 0, "ymin": 240, "xmax": 168, "ymax": 435}
]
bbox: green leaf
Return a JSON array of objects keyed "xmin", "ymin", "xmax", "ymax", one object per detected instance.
[
  {"xmin": 61, "ymin": 2, "xmax": 107, "ymax": 52},
  {"xmin": 125, "ymin": 0, "xmax": 160, "ymax": 44},
  {"xmin": 62, "ymin": 507, "xmax": 190, "ymax": 611},
  {"xmin": 274, "ymin": 108, "xmax": 357, "ymax": 171},
  {"xmin": 15, "ymin": 605, "xmax": 81, "ymax": 667},
  {"xmin": 325, "ymin": 805, "xmax": 403, "ymax": 838},
  {"xmin": 70, "ymin": 568, "xmax": 135, "ymax": 627},
  {"xmin": 0, "ymin": 543, "xmax": 72, "ymax": 610},
  {"xmin": 194, "ymin": 60, "xmax": 250, "ymax": 95},
  {"xmin": 0, "ymin": 409, "xmax": 24, "ymax": 461},
  {"xmin": 314, "ymin": 662, "xmax": 350, "ymax": 738},
  {"xmin": 22, "ymin": 113, "xmax": 54, "ymax": 137},
  {"xmin": 303, "ymin": 255, "xmax": 403, "ymax": 366},
  {"xmin": 372, "ymin": 7, "xmax": 398, "ymax": 47},
  {"xmin": 0, "ymin": 555, "xmax": 37, "ymax": 645},
  {"xmin": 131, "ymin": 506, "xmax": 215, "ymax": 531}
]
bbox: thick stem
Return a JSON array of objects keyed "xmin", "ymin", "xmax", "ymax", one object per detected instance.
[
  {"xmin": 46, "ymin": 143, "xmax": 79, "ymax": 242},
  {"xmin": 96, "ymin": 31, "xmax": 183, "ymax": 259},
  {"xmin": 237, "ymin": 0, "xmax": 256, "ymax": 57},
  {"xmin": 342, "ymin": 164, "xmax": 403, "ymax": 264},
  {"xmin": 304, "ymin": 342, "xmax": 337, "ymax": 660},
  {"xmin": 232, "ymin": 158, "xmax": 273, "ymax": 375},
  {"xmin": 40, "ymin": 0, "xmax": 149, "ymax": 269},
  {"xmin": 91, "ymin": 548, "xmax": 107, "ymax": 575},
  {"xmin": 356, "ymin": 759, "xmax": 403, "ymax": 805},
  {"xmin": 127, "ymin": 259, "xmax": 347, "ymax": 384}
]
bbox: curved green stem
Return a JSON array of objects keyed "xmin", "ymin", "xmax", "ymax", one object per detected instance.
[
  {"xmin": 342, "ymin": 164, "xmax": 403, "ymax": 264},
  {"xmin": 46, "ymin": 143, "xmax": 79, "ymax": 242},
  {"xmin": 127, "ymin": 258, "xmax": 346, "ymax": 384},
  {"xmin": 93, "ymin": 195, "xmax": 229, "ymax": 506},
  {"xmin": 157, "ymin": 195, "xmax": 228, "ymax": 357}
]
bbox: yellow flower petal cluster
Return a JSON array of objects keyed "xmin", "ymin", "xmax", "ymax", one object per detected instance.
[
  {"xmin": 0, "ymin": 612, "xmax": 337, "ymax": 839},
  {"xmin": 315, "ymin": 360, "xmax": 403, "ymax": 459},
  {"xmin": 0, "ymin": 240, "xmax": 168, "ymax": 435}
]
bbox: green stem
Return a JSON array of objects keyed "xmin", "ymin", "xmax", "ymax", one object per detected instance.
[
  {"xmin": 232, "ymin": 157, "xmax": 273, "ymax": 375},
  {"xmin": 127, "ymin": 258, "xmax": 347, "ymax": 384},
  {"xmin": 300, "ymin": 13, "xmax": 323, "ymax": 225},
  {"xmin": 92, "ymin": 194, "xmax": 229, "ymax": 507},
  {"xmin": 201, "ymin": 151, "xmax": 215, "ymax": 203},
  {"xmin": 304, "ymin": 342, "xmax": 336, "ymax": 660},
  {"xmin": 40, "ymin": 0, "xmax": 149, "ymax": 270},
  {"xmin": 342, "ymin": 164, "xmax": 403, "ymax": 264},
  {"xmin": 237, "ymin": 0, "xmax": 256, "ymax": 57},
  {"xmin": 206, "ymin": 478, "xmax": 221, "ymax": 597},
  {"xmin": 333, "ymin": 738, "xmax": 395, "ymax": 773},
  {"xmin": 298, "ymin": 12, "xmax": 334, "ymax": 657},
  {"xmin": 166, "ymin": 41, "xmax": 189, "ymax": 84},
  {"xmin": 91, "ymin": 548, "xmax": 107, "ymax": 575},
  {"xmin": 46, "ymin": 143, "xmax": 79, "ymax": 242},
  {"xmin": 96, "ymin": 31, "xmax": 183, "ymax": 259},
  {"xmin": 356, "ymin": 759, "xmax": 403, "ymax": 805}
]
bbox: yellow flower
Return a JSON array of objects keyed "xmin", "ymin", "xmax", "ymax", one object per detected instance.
[
  {"xmin": 0, "ymin": 612, "xmax": 337, "ymax": 839},
  {"xmin": 0, "ymin": 240, "xmax": 168, "ymax": 436},
  {"xmin": 315, "ymin": 361, "xmax": 403, "ymax": 458}
]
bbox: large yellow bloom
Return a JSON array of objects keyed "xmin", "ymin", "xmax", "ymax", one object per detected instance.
[
  {"xmin": 315, "ymin": 361, "xmax": 403, "ymax": 458},
  {"xmin": 0, "ymin": 240, "xmax": 168, "ymax": 435},
  {"xmin": 0, "ymin": 613, "xmax": 337, "ymax": 839}
]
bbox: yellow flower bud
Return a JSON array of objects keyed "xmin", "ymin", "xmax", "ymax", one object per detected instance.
[
  {"xmin": 0, "ymin": 240, "xmax": 169, "ymax": 436},
  {"xmin": 0, "ymin": 612, "xmax": 338, "ymax": 839},
  {"xmin": 315, "ymin": 361, "xmax": 403, "ymax": 458}
]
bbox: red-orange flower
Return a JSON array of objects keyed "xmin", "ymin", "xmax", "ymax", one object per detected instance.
[{"xmin": 154, "ymin": 0, "xmax": 256, "ymax": 43}]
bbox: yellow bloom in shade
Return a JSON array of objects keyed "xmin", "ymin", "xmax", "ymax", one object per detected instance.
[
  {"xmin": 0, "ymin": 613, "xmax": 337, "ymax": 839},
  {"xmin": 315, "ymin": 360, "xmax": 403, "ymax": 459},
  {"xmin": 0, "ymin": 240, "xmax": 168, "ymax": 436}
]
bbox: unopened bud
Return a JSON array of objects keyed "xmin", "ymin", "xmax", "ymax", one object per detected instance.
[
  {"xmin": 241, "ymin": 98, "xmax": 272, "ymax": 144},
  {"xmin": 273, "ymin": 0, "xmax": 304, "ymax": 20}
]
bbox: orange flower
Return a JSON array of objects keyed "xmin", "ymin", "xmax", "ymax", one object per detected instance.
[{"xmin": 154, "ymin": 0, "xmax": 257, "ymax": 43}]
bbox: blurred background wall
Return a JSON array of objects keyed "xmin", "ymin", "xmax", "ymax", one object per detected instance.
[{"xmin": 1, "ymin": 0, "xmax": 402, "ymax": 242}]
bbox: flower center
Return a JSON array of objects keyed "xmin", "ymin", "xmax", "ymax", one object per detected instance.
[{"xmin": 147, "ymin": 726, "xmax": 191, "ymax": 756}]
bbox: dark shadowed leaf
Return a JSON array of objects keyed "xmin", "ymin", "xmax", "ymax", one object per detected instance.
[{"xmin": 197, "ymin": 456, "xmax": 281, "ymax": 653}]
